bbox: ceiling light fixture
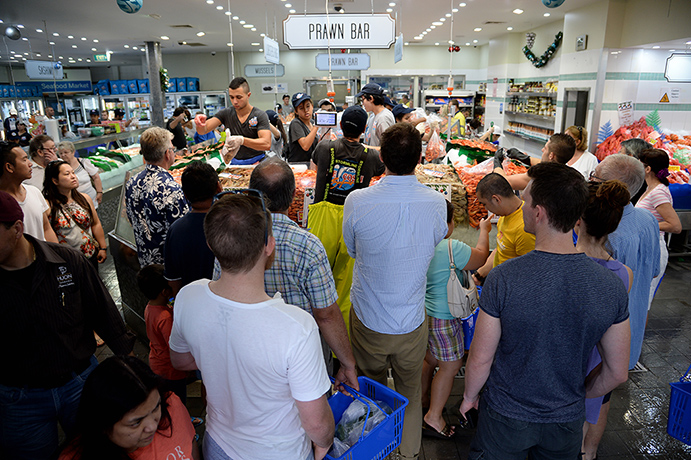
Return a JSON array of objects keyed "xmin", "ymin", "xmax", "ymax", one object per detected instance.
[
  {"xmin": 206, "ymin": 0, "xmax": 213, "ymax": 3},
  {"xmin": 440, "ymin": 18, "xmax": 446, "ymax": 22},
  {"xmin": 544, "ymin": 13, "xmax": 550, "ymax": 17},
  {"xmin": 465, "ymin": 42, "xmax": 470, "ymax": 46},
  {"xmin": 233, "ymin": 16, "xmax": 239, "ymax": 20},
  {"xmin": 285, "ymin": 3, "xmax": 292, "ymax": 7},
  {"xmin": 652, "ymin": 45, "xmax": 660, "ymax": 49},
  {"xmin": 507, "ymin": 27, "xmax": 513, "ymax": 30},
  {"xmin": 239, "ymin": 20, "xmax": 246, "ymax": 24},
  {"xmin": 227, "ymin": 42, "xmax": 233, "ymax": 46},
  {"xmin": 72, "ymin": 44, "xmax": 77, "ymax": 48},
  {"xmin": 452, "ymin": 8, "xmax": 458, "ymax": 12},
  {"xmin": 124, "ymin": 44, "xmax": 130, "ymax": 48},
  {"xmin": 404, "ymin": 42, "xmax": 409, "ymax": 45},
  {"xmin": 473, "ymin": 39, "xmax": 478, "ymax": 43},
  {"xmin": 17, "ymin": 24, "xmax": 24, "ymax": 29},
  {"xmin": 386, "ymin": 8, "xmax": 392, "ymax": 12},
  {"xmin": 67, "ymin": 35, "xmax": 74, "ymax": 39},
  {"xmin": 77, "ymin": 58, "xmax": 82, "ymax": 61},
  {"xmin": 225, "ymin": 11, "xmax": 231, "ymax": 15},
  {"xmin": 86, "ymin": 59, "xmax": 91, "ymax": 62},
  {"xmin": 389, "ymin": 2, "xmax": 396, "ymax": 6},
  {"xmin": 93, "ymin": 39, "xmax": 99, "ymax": 43},
  {"xmin": 132, "ymin": 46, "xmax": 138, "ymax": 50},
  {"xmin": 81, "ymin": 37, "xmax": 87, "ymax": 41},
  {"xmin": 435, "ymin": 42, "xmax": 440, "ymax": 46},
  {"xmin": 53, "ymin": 32, "xmax": 59, "ymax": 36},
  {"xmin": 260, "ymin": 33, "xmax": 266, "ymax": 37},
  {"xmin": 433, "ymin": 21, "xmax": 442, "ymax": 26},
  {"xmin": 36, "ymin": 28, "xmax": 43, "ymax": 33},
  {"xmin": 289, "ymin": 9, "xmax": 295, "ymax": 13},
  {"xmin": 513, "ymin": 8, "xmax": 523, "ymax": 14},
  {"xmin": 197, "ymin": 31, "xmax": 206, "ymax": 36},
  {"xmin": 259, "ymin": 48, "xmax": 263, "ymax": 52},
  {"xmin": 426, "ymin": 28, "xmax": 431, "ymax": 31},
  {"xmin": 474, "ymin": 27, "xmax": 482, "ymax": 31},
  {"xmin": 50, "ymin": 41, "xmax": 56, "ymax": 45},
  {"xmin": 216, "ymin": 5, "xmax": 223, "ymax": 10},
  {"xmin": 251, "ymin": 27, "xmax": 257, "ymax": 31},
  {"xmin": 251, "ymin": 42, "xmax": 260, "ymax": 46},
  {"xmin": 446, "ymin": 13, "xmax": 452, "ymax": 17},
  {"xmin": 91, "ymin": 47, "xmax": 97, "ymax": 51},
  {"xmin": 459, "ymin": 2, "xmax": 466, "ymax": 6},
  {"xmin": 161, "ymin": 35, "xmax": 170, "ymax": 40},
  {"xmin": 430, "ymin": 25, "xmax": 436, "ymax": 29},
  {"xmin": 243, "ymin": 24, "xmax": 253, "ymax": 28}
]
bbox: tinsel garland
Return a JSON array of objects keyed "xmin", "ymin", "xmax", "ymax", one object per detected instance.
[
  {"xmin": 160, "ymin": 68, "xmax": 170, "ymax": 92},
  {"xmin": 523, "ymin": 32, "xmax": 563, "ymax": 68}
]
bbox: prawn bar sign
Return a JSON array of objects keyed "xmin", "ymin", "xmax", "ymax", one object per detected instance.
[
  {"xmin": 283, "ymin": 14, "xmax": 395, "ymax": 49},
  {"xmin": 315, "ymin": 53, "xmax": 370, "ymax": 71}
]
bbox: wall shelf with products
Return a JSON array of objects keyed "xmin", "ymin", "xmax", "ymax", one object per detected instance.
[
  {"xmin": 505, "ymin": 121, "xmax": 554, "ymax": 144},
  {"xmin": 505, "ymin": 111, "xmax": 555, "ymax": 122}
]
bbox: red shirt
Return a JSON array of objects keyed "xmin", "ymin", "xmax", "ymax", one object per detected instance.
[{"xmin": 145, "ymin": 303, "xmax": 188, "ymax": 381}]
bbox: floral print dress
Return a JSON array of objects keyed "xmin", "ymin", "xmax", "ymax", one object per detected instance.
[{"xmin": 53, "ymin": 201, "xmax": 98, "ymax": 258}]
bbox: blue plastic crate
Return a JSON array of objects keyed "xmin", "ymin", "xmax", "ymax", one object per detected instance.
[
  {"xmin": 670, "ymin": 184, "xmax": 691, "ymax": 210},
  {"xmin": 177, "ymin": 78, "xmax": 187, "ymax": 92},
  {"xmin": 186, "ymin": 77, "xmax": 199, "ymax": 92},
  {"xmin": 668, "ymin": 363, "xmax": 691, "ymax": 445},
  {"xmin": 128, "ymin": 79, "xmax": 139, "ymax": 94},
  {"xmin": 137, "ymin": 79, "xmax": 149, "ymax": 93},
  {"xmin": 326, "ymin": 376, "xmax": 408, "ymax": 460}
]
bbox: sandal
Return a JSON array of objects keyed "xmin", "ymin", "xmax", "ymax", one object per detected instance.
[
  {"xmin": 94, "ymin": 332, "xmax": 105, "ymax": 347},
  {"xmin": 191, "ymin": 416, "xmax": 204, "ymax": 427},
  {"xmin": 422, "ymin": 420, "xmax": 455, "ymax": 439}
]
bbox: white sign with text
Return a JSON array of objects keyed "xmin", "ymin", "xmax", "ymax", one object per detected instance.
[
  {"xmin": 264, "ymin": 37, "xmax": 280, "ymax": 64},
  {"xmin": 283, "ymin": 14, "xmax": 395, "ymax": 49},
  {"xmin": 315, "ymin": 53, "xmax": 370, "ymax": 71},
  {"xmin": 25, "ymin": 60, "xmax": 64, "ymax": 80}
]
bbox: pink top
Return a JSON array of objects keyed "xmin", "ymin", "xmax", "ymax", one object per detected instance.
[{"xmin": 636, "ymin": 184, "xmax": 672, "ymax": 235}]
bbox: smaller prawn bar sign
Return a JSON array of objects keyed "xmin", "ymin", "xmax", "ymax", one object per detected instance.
[{"xmin": 283, "ymin": 14, "xmax": 395, "ymax": 50}]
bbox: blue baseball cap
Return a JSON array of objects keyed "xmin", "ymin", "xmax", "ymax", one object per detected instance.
[
  {"xmin": 355, "ymin": 82, "xmax": 384, "ymax": 97},
  {"xmin": 265, "ymin": 109, "xmax": 278, "ymax": 124},
  {"xmin": 392, "ymin": 104, "xmax": 415, "ymax": 120},
  {"xmin": 292, "ymin": 92, "xmax": 311, "ymax": 109}
]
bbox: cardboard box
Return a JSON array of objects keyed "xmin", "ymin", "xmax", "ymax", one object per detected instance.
[
  {"xmin": 186, "ymin": 77, "xmax": 199, "ymax": 92},
  {"xmin": 137, "ymin": 79, "xmax": 149, "ymax": 93}
]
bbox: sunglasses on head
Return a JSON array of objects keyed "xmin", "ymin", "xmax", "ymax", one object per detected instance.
[{"xmin": 215, "ymin": 188, "xmax": 269, "ymax": 246}]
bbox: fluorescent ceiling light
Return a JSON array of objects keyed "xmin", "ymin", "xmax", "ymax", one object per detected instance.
[
  {"xmin": 243, "ymin": 24, "xmax": 253, "ymax": 28},
  {"xmin": 433, "ymin": 21, "xmax": 443, "ymax": 26},
  {"xmin": 430, "ymin": 25, "xmax": 436, "ymax": 29}
]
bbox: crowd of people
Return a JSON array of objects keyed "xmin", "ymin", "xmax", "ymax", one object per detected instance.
[{"xmin": 0, "ymin": 76, "xmax": 682, "ymax": 460}]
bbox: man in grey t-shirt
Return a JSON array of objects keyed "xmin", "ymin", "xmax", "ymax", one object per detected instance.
[
  {"xmin": 460, "ymin": 163, "xmax": 631, "ymax": 459},
  {"xmin": 194, "ymin": 77, "xmax": 270, "ymax": 164},
  {"xmin": 356, "ymin": 82, "xmax": 395, "ymax": 148}
]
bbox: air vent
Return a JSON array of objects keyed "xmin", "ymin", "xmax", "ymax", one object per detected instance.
[
  {"xmin": 483, "ymin": 21, "xmax": 506, "ymax": 24},
  {"xmin": 170, "ymin": 24, "xmax": 194, "ymax": 28}
]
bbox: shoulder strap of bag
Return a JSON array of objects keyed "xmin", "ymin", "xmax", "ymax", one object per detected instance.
[{"xmin": 448, "ymin": 239, "xmax": 456, "ymax": 271}]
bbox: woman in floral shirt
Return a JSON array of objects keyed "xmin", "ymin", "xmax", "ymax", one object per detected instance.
[{"xmin": 43, "ymin": 160, "xmax": 107, "ymax": 268}]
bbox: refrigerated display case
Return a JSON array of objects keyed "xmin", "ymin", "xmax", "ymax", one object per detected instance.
[
  {"xmin": 63, "ymin": 97, "xmax": 85, "ymax": 132},
  {"xmin": 125, "ymin": 95, "xmax": 151, "ymax": 127},
  {"xmin": 164, "ymin": 94, "xmax": 176, "ymax": 120},
  {"xmin": 102, "ymin": 96, "xmax": 126, "ymax": 120},
  {"xmin": 202, "ymin": 92, "xmax": 227, "ymax": 117},
  {"xmin": 175, "ymin": 93, "xmax": 201, "ymax": 112},
  {"xmin": 78, "ymin": 95, "xmax": 100, "ymax": 124},
  {"xmin": 1, "ymin": 98, "xmax": 44, "ymax": 124}
]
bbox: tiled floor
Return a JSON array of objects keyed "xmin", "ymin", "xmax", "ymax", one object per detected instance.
[{"xmin": 95, "ymin": 228, "xmax": 691, "ymax": 459}]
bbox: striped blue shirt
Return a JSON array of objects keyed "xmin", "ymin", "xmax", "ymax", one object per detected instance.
[{"xmin": 343, "ymin": 175, "xmax": 448, "ymax": 334}]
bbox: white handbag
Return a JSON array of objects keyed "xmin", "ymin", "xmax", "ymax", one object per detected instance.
[{"xmin": 446, "ymin": 239, "xmax": 479, "ymax": 319}]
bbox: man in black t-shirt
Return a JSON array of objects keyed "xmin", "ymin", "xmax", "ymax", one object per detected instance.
[
  {"xmin": 166, "ymin": 107, "xmax": 190, "ymax": 151},
  {"xmin": 194, "ymin": 77, "xmax": 270, "ymax": 165},
  {"xmin": 308, "ymin": 106, "xmax": 384, "ymax": 331}
]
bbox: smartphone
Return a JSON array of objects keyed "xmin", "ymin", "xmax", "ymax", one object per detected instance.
[
  {"xmin": 314, "ymin": 111, "xmax": 337, "ymax": 127},
  {"xmin": 458, "ymin": 406, "xmax": 479, "ymax": 429}
]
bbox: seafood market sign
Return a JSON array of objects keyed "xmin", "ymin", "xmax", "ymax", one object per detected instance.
[{"xmin": 283, "ymin": 14, "xmax": 395, "ymax": 49}]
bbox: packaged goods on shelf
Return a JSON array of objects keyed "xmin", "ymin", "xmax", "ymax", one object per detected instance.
[{"xmin": 506, "ymin": 122, "xmax": 554, "ymax": 141}]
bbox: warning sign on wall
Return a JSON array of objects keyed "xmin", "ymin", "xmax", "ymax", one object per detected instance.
[{"xmin": 660, "ymin": 93, "xmax": 670, "ymax": 103}]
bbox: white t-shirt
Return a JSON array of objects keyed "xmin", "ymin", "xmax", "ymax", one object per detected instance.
[
  {"xmin": 169, "ymin": 281, "xmax": 331, "ymax": 460},
  {"xmin": 364, "ymin": 108, "xmax": 395, "ymax": 147},
  {"xmin": 24, "ymin": 163, "xmax": 45, "ymax": 192},
  {"xmin": 18, "ymin": 185, "xmax": 49, "ymax": 241},
  {"xmin": 74, "ymin": 158, "xmax": 99, "ymax": 208},
  {"xmin": 569, "ymin": 151, "xmax": 599, "ymax": 180}
]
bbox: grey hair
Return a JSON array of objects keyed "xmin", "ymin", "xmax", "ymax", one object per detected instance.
[
  {"xmin": 620, "ymin": 138, "xmax": 652, "ymax": 159},
  {"xmin": 139, "ymin": 127, "xmax": 173, "ymax": 163},
  {"xmin": 57, "ymin": 140, "xmax": 75, "ymax": 153},
  {"xmin": 597, "ymin": 153, "xmax": 645, "ymax": 195}
]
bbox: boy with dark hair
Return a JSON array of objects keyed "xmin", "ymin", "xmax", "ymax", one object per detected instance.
[
  {"xmin": 473, "ymin": 173, "xmax": 535, "ymax": 285},
  {"xmin": 164, "ymin": 161, "xmax": 221, "ymax": 295},
  {"xmin": 356, "ymin": 82, "xmax": 395, "ymax": 148},
  {"xmin": 194, "ymin": 77, "xmax": 270, "ymax": 164},
  {"xmin": 137, "ymin": 264, "xmax": 190, "ymax": 403},
  {"xmin": 380, "ymin": 122, "xmax": 423, "ymax": 175}
]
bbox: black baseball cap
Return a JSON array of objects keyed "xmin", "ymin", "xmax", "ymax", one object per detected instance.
[
  {"xmin": 292, "ymin": 92, "xmax": 311, "ymax": 109},
  {"xmin": 355, "ymin": 82, "xmax": 384, "ymax": 97},
  {"xmin": 114, "ymin": 108, "xmax": 125, "ymax": 116},
  {"xmin": 340, "ymin": 106, "xmax": 368, "ymax": 133},
  {"xmin": 392, "ymin": 104, "xmax": 415, "ymax": 119},
  {"xmin": 89, "ymin": 109, "xmax": 100, "ymax": 116},
  {"xmin": 383, "ymin": 96, "xmax": 395, "ymax": 108},
  {"xmin": 265, "ymin": 109, "xmax": 278, "ymax": 124}
]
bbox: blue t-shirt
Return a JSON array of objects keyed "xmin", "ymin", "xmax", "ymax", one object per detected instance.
[
  {"xmin": 164, "ymin": 212, "xmax": 215, "ymax": 288},
  {"xmin": 425, "ymin": 239, "xmax": 471, "ymax": 320},
  {"xmin": 480, "ymin": 250, "xmax": 629, "ymax": 423}
]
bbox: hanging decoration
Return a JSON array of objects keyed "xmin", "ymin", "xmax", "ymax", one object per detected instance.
[
  {"xmin": 160, "ymin": 67, "xmax": 170, "ymax": 92},
  {"xmin": 523, "ymin": 31, "xmax": 562, "ymax": 68},
  {"xmin": 525, "ymin": 33, "xmax": 536, "ymax": 49}
]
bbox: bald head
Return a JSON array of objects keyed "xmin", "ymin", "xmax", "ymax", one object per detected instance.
[
  {"xmin": 249, "ymin": 158, "xmax": 295, "ymax": 212},
  {"xmin": 595, "ymin": 153, "xmax": 645, "ymax": 196}
]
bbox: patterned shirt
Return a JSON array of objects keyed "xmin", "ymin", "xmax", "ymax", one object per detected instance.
[
  {"xmin": 125, "ymin": 164, "xmax": 189, "ymax": 267},
  {"xmin": 213, "ymin": 213, "xmax": 338, "ymax": 314}
]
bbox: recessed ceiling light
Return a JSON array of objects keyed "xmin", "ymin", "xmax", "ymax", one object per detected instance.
[
  {"xmin": 414, "ymin": 36, "xmax": 422, "ymax": 40},
  {"xmin": 36, "ymin": 28, "xmax": 43, "ymax": 33},
  {"xmin": 610, "ymin": 51, "xmax": 618, "ymax": 55},
  {"xmin": 91, "ymin": 47, "xmax": 97, "ymax": 51},
  {"xmin": 22, "ymin": 37, "xmax": 28, "ymax": 41},
  {"xmin": 81, "ymin": 37, "xmax": 87, "ymax": 41},
  {"xmin": 474, "ymin": 27, "xmax": 482, "ymax": 31},
  {"xmin": 36, "ymin": 52, "xmax": 41, "ymax": 56},
  {"xmin": 507, "ymin": 27, "xmax": 513, "ymax": 30},
  {"xmin": 513, "ymin": 8, "xmax": 523, "ymax": 14},
  {"xmin": 141, "ymin": 48, "xmax": 145, "ymax": 51},
  {"xmin": 216, "ymin": 5, "xmax": 223, "ymax": 10},
  {"xmin": 239, "ymin": 20, "xmax": 246, "ymax": 24},
  {"xmin": 426, "ymin": 28, "xmax": 431, "ymax": 32},
  {"xmin": 473, "ymin": 39, "xmax": 478, "ymax": 43},
  {"xmin": 251, "ymin": 27, "xmax": 257, "ymax": 31},
  {"xmin": 225, "ymin": 10, "xmax": 231, "ymax": 15},
  {"xmin": 446, "ymin": 13, "xmax": 452, "ymax": 17},
  {"xmin": 233, "ymin": 16, "xmax": 239, "ymax": 20},
  {"xmin": 72, "ymin": 45, "xmax": 77, "ymax": 48},
  {"xmin": 452, "ymin": 8, "xmax": 458, "ymax": 12},
  {"xmin": 404, "ymin": 42, "xmax": 409, "ymax": 45},
  {"xmin": 285, "ymin": 3, "xmax": 292, "ymax": 6},
  {"xmin": 389, "ymin": 2, "xmax": 396, "ymax": 6},
  {"xmin": 422, "ymin": 31, "xmax": 427, "ymax": 35},
  {"xmin": 59, "ymin": 55, "xmax": 63, "ymax": 59},
  {"xmin": 23, "ymin": 52, "xmax": 28, "ymax": 55},
  {"xmin": 87, "ymin": 59, "xmax": 91, "ymax": 62},
  {"xmin": 124, "ymin": 45, "xmax": 130, "ymax": 48},
  {"xmin": 465, "ymin": 42, "xmax": 470, "ymax": 46},
  {"xmin": 289, "ymin": 9, "xmax": 295, "ymax": 13},
  {"xmin": 181, "ymin": 41, "xmax": 187, "ymax": 45},
  {"xmin": 686, "ymin": 41, "xmax": 691, "ymax": 45},
  {"xmin": 260, "ymin": 33, "xmax": 266, "ymax": 37},
  {"xmin": 50, "ymin": 41, "xmax": 56, "ymax": 45},
  {"xmin": 430, "ymin": 25, "xmax": 436, "ymax": 29},
  {"xmin": 440, "ymin": 18, "xmax": 446, "ymax": 22},
  {"xmin": 93, "ymin": 39, "xmax": 99, "ymax": 43},
  {"xmin": 448, "ymin": 40, "xmax": 454, "ymax": 44},
  {"xmin": 459, "ymin": 2, "xmax": 466, "ymax": 6},
  {"xmin": 197, "ymin": 31, "xmax": 206, "ymax": 36},
  {"xmin": 67, "ymin": 35, "xmax": 74, "ymax": 39},
  {"xmin": 161, "ymin": 36, "xmax": 170, "ymax": 40},
  {"xmin": 17, "ymin": 24, "xmax": 24, "ymax": 29},
  {"xmin": 652, "ymin": 45, "xmax": 660, "ymax": 49},
  {"xmin": 435, "ymin": 42, "xmax": 440, "ymax": 46},
  {"xmin": 433, "ymin": 22, "xmax": 442, "ymax": 26},
  {"xmin": 48, "ymin": 55, "xmax": 52, "ymax": 58},
  {"xmin": 77, "ymin": 58, "xmax": 82, "ymax": 61},
  {"xmin": 544, "ymin": 13, "xmax": 550, "ymax": 17},
  {"xmin": 251, "ymin": 42, "xmax": 260, "ymax": 46},
  {"xmin": 53, "ymin": 32, "xmax": 59, "ymax": 36},
  {"xmin": 206, "ymin": 0, "xmax": 213, "ymax": 3},
  {"xmin": 670, "ymin": 49, "xmax": 676, "ymax": 52},
  {"xmin": 386, "ymin": 8, "xmax": 392, "ymax": 12},
  {"xmin": 243, "ymin": 24, "xmax": 253, "ymax": 28},
  {"xmin": 259, "ymin": 48, "xmax": 263, "ymax": 52},
  {"xmin": 227, "ymin": 42, "xmax": 233, "ymax": 46},
  {"xmin": 133, "ymin": 46, "xmax": 138, "ymax": 50}
]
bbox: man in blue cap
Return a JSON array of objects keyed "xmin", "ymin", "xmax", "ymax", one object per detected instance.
[{"xmin": 356, "ymin": 82, "xmax": 395, "ymax": 148}]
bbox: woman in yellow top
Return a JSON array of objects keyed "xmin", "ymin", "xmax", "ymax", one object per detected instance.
[{"xmin": 448, "ymin": 99, "xmax": 466, "ymax": 136}]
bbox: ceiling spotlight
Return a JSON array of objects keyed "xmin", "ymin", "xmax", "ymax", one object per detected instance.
[
  {"xmin": 259, "ymin": 48, "xmax": 263, "ymax": 52},
  {"xmin": 465, "ymin": 42, "xmax": 470, "ymax": 46},
  {"xmin": 72, "ymin": 44, "xmax": 77, "ymax": 48},
  {"xmin": 36, "ymin": 28, "xmax": 43, "ymax": 33},
  {"xmin": 87, "ymin": 59, "xmax": 91, "ymax": 62},
  {"xmin": 426, "ymin": 28, "xmax": 431, "ymax": 32},
  {"xmin": 17, "ymin": 24, "xmax": 24, "ymax": 29},
  {"xmin": 414, "ymin": 36, "xmax": 422, "ymax": 40},
  {"xmin": 81, "ymin": 37, "xmax": 87, "ymax": 41},
  {"xmin": 389, "ymin": 2, "xmax": 396, "ymax": 5},
  {"xmin": 216, "ymin": 5, "xmax": 223, "ymax": 10},
  {"xmin": 93, "ymin": 39, "xmax": 99, "ymax": 43},
  {"xmin": 435, "ymin": 42, "xmax": 440, "ymax": 46},
  {"xmin": 449, "ymin": 40, "xmax": 454, "ymax": 44},
  {"xmin": 206, "ymin": 0, "xmax": 213, "ymax": 3},
  {"xmin": 161, "ymin": 35, "xmax": 170, "ymax": 40},
  {"xmin": 22, "ymin": 37, "xmax": 28, "ymax": 41},
  {"xmin": 124, "ymin": 45, "xmax": 130, "ymax": 48},
  {"xmin": 513, "ymin": 8, "xmax": 524, "ymax": 14},
  {"xmin": 386, "ymin": 8, "xmax": 392, "ymax": 12},
  {"xmin": 239, "ymin": 20, "xmax": 246, "ymax": 24},
  {"xmin": 233, "ymin": 16, "xmax": 239, "ymax": 20},
  {"xmin": 91, "ymin": 47, "xmax": 97, "ymax": 51},
  {"xmin": 59, "ymin": 55, "xmax": 63, "ymax": 59},
  {"xmin": 452, "ymin": 8, "xmax": 458, "ymax": 12},
  {"xmin": 459, "ymin": 2, "xmax": 466, "ymax": 6},
  {"xmin": 652, "ymin": 45, "xmax": 660, "ymax": 49},
  {"xmin": 251, "ymin": 42, "xmax": 260, "ymax": 46},
  {"xmin": 473, "ymin": 39, "xmax": 478, "ymax": 43},
  {"xmin": 507, "ymin": 27, "xmax": 513, "ymax": 30},
  {"xmin": 446, "ymin": 13, "xmax": 452, "ymax": 17},
  {"xmin": 285, "ymin": 3, "xmax": 292, "ymax": 6},
  {"xmin": 289, "ymin": 9, "xmax": 296, "ymax": 13},
  {"xmin": 50, "ymin": 41, "xmax": 56, "ymax": 45},
  {"xmin": 53, "ymin": 32, "xmax": 59, "ymax": 36},
  {"xmin": 251, "ymin": 27, "xmax": 256, "ymax": 31},
  {"xmin": 225, "ymin": 11, "xmax": 231, "ymax": 15},
  {"xmin": 430, "ymin": 26, "xmax": 436, "ymax": 29},
  {"xmin": 77, "ymin": 58, "xmax": 82, "ymax": 61},
  {"xmin": 474, "ymin": 27, "xmax": 482, "ymax": 31},
  {"xmin": 544, "ymin": 13, "xmax": 550, "ymax": 17},
  {"xmin": 132, "ymin": 46, "xmax": 138, "ymax": 50},
  {"xmin": 197, "ymin": 31, "xmax": 206, "ymax": 36},
  {"xmin": 67, "ymin": 35, "xmax": 74, "ymax": 39},
  {"xmin": 260, "ymin": 33, "xmax": 266, "ymax": 37}
]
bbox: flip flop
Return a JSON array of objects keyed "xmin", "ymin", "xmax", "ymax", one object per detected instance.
[
  {"xmin": 191, "ymin": 416, "xmax": 204, "ymax": 427},
  {"xmin": 422, "ymin": 421, "xmax": 455, "ymax": 439},
  {"xmin": 94, "ymin": 332, "xmax": 105, "ymax": 347}
]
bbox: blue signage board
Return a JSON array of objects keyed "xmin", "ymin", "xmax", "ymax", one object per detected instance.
[{"xmin": 16, "ymin": 80, "xmax": 93, "ymax": 93}]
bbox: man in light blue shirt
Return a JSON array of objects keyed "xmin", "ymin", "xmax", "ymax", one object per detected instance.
[{"xmin": 343, "ymin": 122, "xmax": 447, "ymax": 460}]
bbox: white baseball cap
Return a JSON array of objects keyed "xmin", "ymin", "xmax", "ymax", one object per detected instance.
[{"xmin": 9, "ymin": 109, "xmax": 18, "ymax": 115}]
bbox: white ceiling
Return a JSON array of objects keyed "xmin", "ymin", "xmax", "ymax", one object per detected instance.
[{"xmin": 0, "ymin": 0, "xmax": 676, "ymax": 69}]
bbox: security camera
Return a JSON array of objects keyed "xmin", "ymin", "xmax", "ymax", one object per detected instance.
[
  {"xmin": 334, "ymin": 4, "xmax": 344, "ymax": 13},
  {"xmin": 211, "ymin": 51, "xmax": 216, "ymax": 56}
]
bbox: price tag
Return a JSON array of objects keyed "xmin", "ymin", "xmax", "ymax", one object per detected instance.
[{"xmin": 423, "ymin": 169, "xmax": 445, "ymax": 178}]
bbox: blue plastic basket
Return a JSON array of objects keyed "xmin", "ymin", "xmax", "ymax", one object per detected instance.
[
  {"xmin": 461, "ymin": 307, "xmax": 480, "ymax": 350},
  {"xmin": 326, "ymin": 376, "xmax": 408, "ymax": 460},
  {"xmin": 668, "ymin": 363, "xmax": 691, "ymax": 445}
]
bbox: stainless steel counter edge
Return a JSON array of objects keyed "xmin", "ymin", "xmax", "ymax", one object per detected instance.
[{"xmin": 71, "ymin": 128, "xmax": 148, "ymax": 150}]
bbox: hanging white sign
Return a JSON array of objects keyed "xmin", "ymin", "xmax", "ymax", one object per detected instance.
[
  {"xmin": 264, "ymin": 37, "xmax": 280, "ymax": 65},
  {"xmin": 244, "ymin": 64, "xmax": 285, "ymax": 77},
  {"xmin": 283, "ymin": 13, "xmax": 395, "ymax": 49},
  {"xmin": 394, "ymin": 34, "xmax": 403, "ymax": 63},
  {"xmin": 315, "ymin": 53, "xmax": 370, "ymax": 71},
  {"xmin": 25, "ymin": 60, "xmax": 64, "ymax": 80},
  {"xmin": 665, "ymin": 54, "xmax": 691, "ymax": 83}
]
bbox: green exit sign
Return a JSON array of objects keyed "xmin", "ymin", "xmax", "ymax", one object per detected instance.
[{"xmin": 93, "ymin": 54, "xmax": 110, "ymax": 62}]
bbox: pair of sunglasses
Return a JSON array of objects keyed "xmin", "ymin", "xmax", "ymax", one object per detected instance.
[{"xmin": 214, "ymin": 188, "xmax": 269, "ymax": 246}]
